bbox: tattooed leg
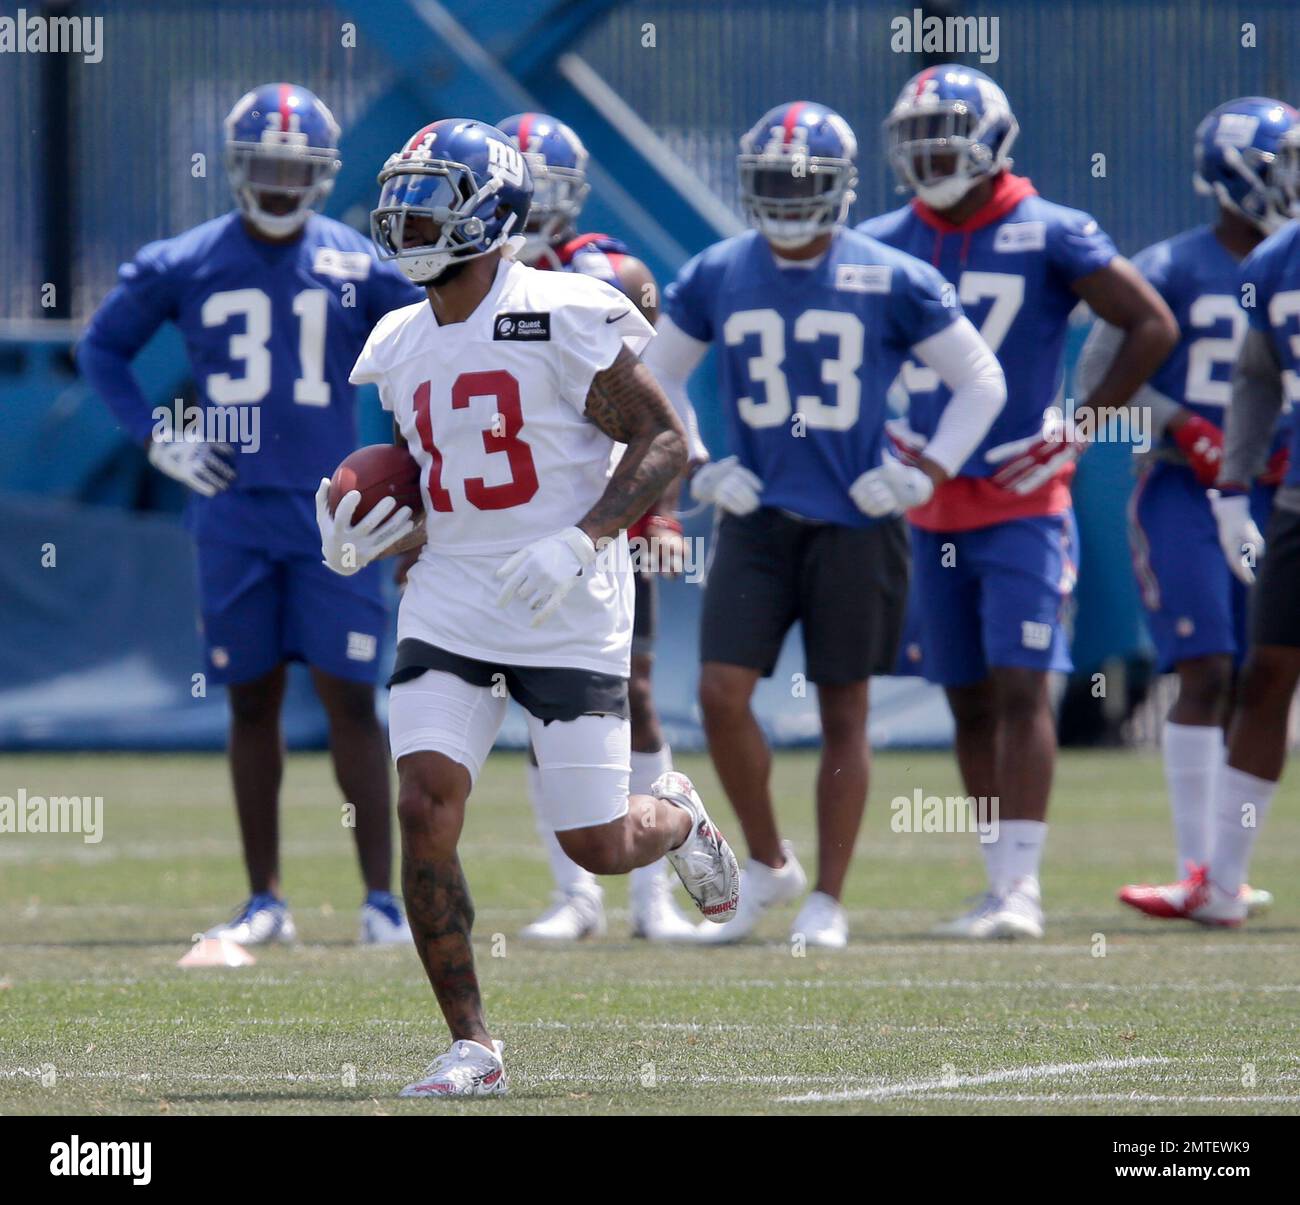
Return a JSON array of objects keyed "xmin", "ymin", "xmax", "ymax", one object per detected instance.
[{"xmin": 395, "ymin": 750, "xmax": 491, "ymax": 1047}]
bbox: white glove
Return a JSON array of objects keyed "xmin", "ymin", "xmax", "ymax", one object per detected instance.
[
  {"xmin": 689, "ymin": 456, "xmax": 763, "ymax": 516},
  {"xmin": 147, "ymin": 439, "xmax": 235, "ymax": 497},
  {"xmin": 1210, "ymin": 491, "xmax": 1265, "ymax": 585},
  {"xmin": 850, "ymin": 454, "xmax": 935, "ymax": 517},
  {"xmin": 315, "ymin": 477, "xmax": 417, "ymax": 577},
  {"xmin": 495, "ymin": 526, "xmax": 598, "ymax": 626}
]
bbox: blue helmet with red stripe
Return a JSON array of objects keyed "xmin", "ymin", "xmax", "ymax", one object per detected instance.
[
  {"xmin": 884, "ymin": 64, "xmax": 1018, "ymax": 209},
  {"xmin": 498, "ymin": 112, "xmax": 590, "ymax": 252},
  {"xmin": 738, "ymin": 101, "xmax": 858, "ymax": 249},
  {"xmin": 1194, "ymin": 97, "xmax": 1300, "ymax": 234},
  {"xmin": 224, "ymin": 83, "xmax": 341, "ymax": 237},
  {"xmin": 370, "ymin": 118, "xmax": 533, "ymax": 284}
]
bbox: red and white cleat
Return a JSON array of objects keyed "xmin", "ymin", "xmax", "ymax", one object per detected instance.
[
  {"xmin": 654, "ymin": 771, "xmax": 740, "ymax": 924},
  {"xmin": 399, "ymin": 1039, "xmax": 508, "ymax": 1098},
  {"xmin": 1118, "ymin": 863, "xmax": 1247, "ymax": 927}
]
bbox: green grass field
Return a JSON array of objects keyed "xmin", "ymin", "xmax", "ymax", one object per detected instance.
[{"xmin": 2, "ymin": 748, "xmax": 1297, "ymax": 1116}]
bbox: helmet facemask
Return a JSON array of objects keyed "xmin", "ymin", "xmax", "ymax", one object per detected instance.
[
  {"xmin": 371, "ymin": 158, "xmax": 523, "ymax": 283},
  {"xmin": 519, "ymin": 153, "xmax": 589, "ymax": 256},
  {"xmin": 885, "ymin": 101, "xmax": 1017, "ymax": 210},
  {"xmin": 738, "ymin": 153, "xmax": 856, "ymax": 250},
  {"xmin": 1275, "ymin": 132, "xmax": 1300, "ymax": 225},
  {"xmin": 1197, "ymin": 141, "xmax": 1291, "ymax": 235},
  {"xmin": 226, "ymin": 138, "xmax": 339, "ymax": 237}
]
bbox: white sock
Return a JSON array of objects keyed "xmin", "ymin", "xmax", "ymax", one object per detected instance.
[
  {"xmin": 528, "ymin": 761, "xmax": 597, "ymax": 896},
  {"xmin": 1000, "ymin": 820, "xmax": 1047, "ymax": 890},
  {"xmin": 1209, "ymin": 765, "xmax": 1277, "ymax": 895},
  {"xmin": 980, "ymin": 832, "xmax": 1007, "ymax": 896},
  {"xmin": 1162, "ymin": 722, "xmax": 1221, "ymax": 876},
  {"xmin": 629, "ymin": 746, "xmax": 672, "ymax": 899}
]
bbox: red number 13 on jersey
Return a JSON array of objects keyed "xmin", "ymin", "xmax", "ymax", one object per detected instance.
[{"xmin": 412, "ymin": 370, "xmax": 540, "ymax": 512}]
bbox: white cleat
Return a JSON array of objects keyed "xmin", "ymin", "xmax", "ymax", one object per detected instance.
[
  {"xmin": 630, "ymin": 864, "xmax": 699, "ymax": 942},
  {"xmin": 696, "ymin": 840, "xmax": 807, "ymax": 944},
  {"xmin": 359, "ymin": 898, "xmax": 413, "ymax": 946},
  {"xmin": 204, "ymin": 893, "xmax": 297, "ymax": 946},
  {"xmin": 985, "ymin": 876, "xmax": 1045, "ymax": 940},
  {"xmin": 654, "ymin": 771, "xmax": 740, "ymax": 924},
  {"xmin": 931, "ymin": 891, "xmax": 1001, "ymax": 939},
  {"xmin": 399, "ymin": 1039, "xmax": 508, "ymax": 1098},
  {"xmin": 1243, "ymin": 885, "xmax": 1273, "ymax": 918},
  {"xmin": 519, "ymin": 887, "xmax": 606, "ymax": 942},
  {"xmin": 790, "ymin": 890, "xmax": 848, "ymax": 949}
]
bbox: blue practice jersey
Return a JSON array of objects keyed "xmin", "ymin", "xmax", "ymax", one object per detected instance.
[
  {"xmin": 80, "ymin": 212, "xmax": 423, "ymax": 494},
  {"xmin": 859, "ymin": 174, "xmax": 1116, "ymax": 478},
  {"xmin": 1240, "ymin": 221, "xmax": 1300, "ymax": 490},
  {"xmin": 663, "ymin": 227, "xmax": 960, "ymax": 527}
]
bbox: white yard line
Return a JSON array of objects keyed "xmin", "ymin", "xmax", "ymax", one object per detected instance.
[{"xmin": 778, "ymin": 1056, "xmax": 1171, "ymax": 1103}]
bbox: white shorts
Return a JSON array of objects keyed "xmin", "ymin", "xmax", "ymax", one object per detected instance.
[{"xmin": 388, "ymin": 670, "xmax": 631, "ymax": 832}]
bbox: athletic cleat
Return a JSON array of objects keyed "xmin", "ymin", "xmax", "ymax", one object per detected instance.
[
  {"xmin": 931, "ymin": 891, "xmax": 1001, "ymax": 939},
  {"xmin": 630, "ymin": 865, "xmax": 699, "ymax": 942},
  {"xmin": 790, "ymin": 890, "xmax": 848, "ymax": 949},
  {"xmin": 985, "ymin": 876, "xmax": 1044, "ymax": 940},
  {"xmin": 399, "ymin": 1039, "xmax": 508, "ymax": 1098},
  {"xmin": 1243, "ymin": 885, "xmax": 1273, "ymax": 918},
  {"xmin": 654, "ymin": 770, "xmax": 740, "ymax": 924},
  {"xmin": 204, "ymin": 892, "xmax": 297, "ymax": 946},
  {"xmin": 520, "ymin": 886, "xmax": 606, "ymax": 942},
  {"xmin": 696, "ymin": 840, "xmax": 807, "ymax": 944},
  {"xmin": 359, "ymin": 892, "xmax": 413, "ymax": 946},
  {"xmin": 1118, "ymin": 863, "xmax": 1246, "ymax": 927}
]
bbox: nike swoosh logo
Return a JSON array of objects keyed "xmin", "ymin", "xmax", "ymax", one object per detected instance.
[{"xmin": 606, "ymin": 310, "xmax": 630, "ymax": 323}]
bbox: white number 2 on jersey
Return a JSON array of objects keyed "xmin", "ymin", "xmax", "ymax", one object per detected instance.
[
  {"xmin": 900, "ymin": 271, "xmax": 1024, "ymax": 393},
  {"xmin": 1183, "ymin": 294, "xmax": 1248, "ymax": 407},
  {"xmin": 723, "ymin": 308, "xmax": 864, "ymax": 431},
  {"xmin": 201, "ymin": 287, "xmax": 331, "ymax": 407}
]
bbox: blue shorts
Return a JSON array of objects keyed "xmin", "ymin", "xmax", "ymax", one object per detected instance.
[
  {"xmin": 901, "ymin": 511, "xmax": 1078, "ymax": 687},
  {"xmin": 196, "ymin": 542, "xmax": 386, "ymax": 686},
  {"xmin": 1129, "ymin": 463, "xmax": 1275, "ymax": 673}
]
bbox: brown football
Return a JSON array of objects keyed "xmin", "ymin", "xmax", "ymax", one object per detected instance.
[{"xmin": 328, "ymin": 444, "xmax": 424, "ymax": 522}]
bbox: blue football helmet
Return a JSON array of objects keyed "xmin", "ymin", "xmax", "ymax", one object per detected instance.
[
  {"xmin": 224, "ymin": 83, "xmax": 340, "ymax": 237},
  {"xmin": 1278, "ymin": 126, "xmax": 1300, "ymax": 223},
  {"xmin": 1194, "ymin": 97, "xmax": 1300, "ymax": 234},
  {"xmin": 371, "ymin": 118, "xmax": 533, "ymax": 284},
  {"xmin": 497, "ymin": 112, "xmax": 590, "ymax": 252},
  {"xmin": 738, "ymin": 102, "xmax": 858, "ymax": 249},
  {"xmin": 884, "ymin": 64, "xmax": 1018, "ymax": 209}
]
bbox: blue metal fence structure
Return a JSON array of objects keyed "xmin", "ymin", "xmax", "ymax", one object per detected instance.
[{"xmin": 1, "ymin": 0, "xmax": 1288, "ymax": 748}]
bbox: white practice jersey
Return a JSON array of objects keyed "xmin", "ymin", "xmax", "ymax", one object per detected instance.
[{"xmin": 350, "ymin": 257, "xmax": 655, "ymax": 675}]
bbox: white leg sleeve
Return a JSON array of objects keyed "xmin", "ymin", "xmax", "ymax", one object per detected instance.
[
  {"xmin": 387, "ymin": 671, "xmax": 507, "ymax": 783},
  {"xmin": 527, "ymin": 711, "xmax": 632, "ymax": 832},
  {"xmin": 527, "ymin": 760, "xmax": 598, "ymax": 893}
]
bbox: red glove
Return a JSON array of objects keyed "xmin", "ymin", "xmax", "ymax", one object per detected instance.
[
  {"xmin": 984, "ymin": 426, "xmax": 1082, "ymax": 495},
  {"xmin": 1172, "ymin": 415, "xmax": 1224, "ymax": 487},
  {"xmin": 1259, "ymin": 444, "xmax": 1291, "ymax": 487},
  {"xmin": 884, "ymin": 418, "xmax": 928, "ymax": 468}
]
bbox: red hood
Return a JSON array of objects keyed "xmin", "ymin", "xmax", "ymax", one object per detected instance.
[{"xmin": 912, "ymin": 172, "xmax": 1038, "ymax": 234}]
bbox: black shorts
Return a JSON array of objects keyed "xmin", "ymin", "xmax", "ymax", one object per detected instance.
[
  {"xmin": 388, "ymin": 638, "xmax": 629, "ymax": 723},
  {"xmin": 699, "ymin": 508, "xmax": 909, "ymax": 685},
  {"xmin": 1251, "ymin": 505, "xmax": 1300, "ymax": 648},
  {"xmin": 632, "ymin": 571, "xmax": 657, "ymax": 657}
]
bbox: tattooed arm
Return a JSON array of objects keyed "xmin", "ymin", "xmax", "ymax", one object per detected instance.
[{"xmin": 578, "ymin": 345, "xmax": 688, "ymax": 543}]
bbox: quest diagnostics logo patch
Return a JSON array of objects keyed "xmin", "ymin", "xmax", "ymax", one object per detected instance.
[{"xmin": 494, "ymin": 313, "xmax": 551, "ymax": 341}]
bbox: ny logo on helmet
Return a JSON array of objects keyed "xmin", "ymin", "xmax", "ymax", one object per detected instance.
[{"xmin": 487, "ymin": 139, "xmax": 526, "ymax": 187}]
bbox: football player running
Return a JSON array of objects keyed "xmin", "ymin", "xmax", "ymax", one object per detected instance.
[
  {"xmin": 644, "ymin": 101, "xmax": 1008, "ymax": 947},
  {"xmin": 1114, "ymin": 114, "xmax": 1300, "ymax": 927},
  {"xmin": 498, "ymin": 112, "xmax": 697, "ymax": 943},
  {"xmin": 320, "ymin": 119, "xmax": 739, "ymax": 1097},
  {"xmin": 861, "ymin": 65, "xmax": 1177, "ymax": 939},
  {"xmin": 79, "ymin": 84, "xmax": 423, "ymax": 947},
  {"xmin": 1077, "ymin": 98, "xmax": 1297, "ymax": 922}
]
